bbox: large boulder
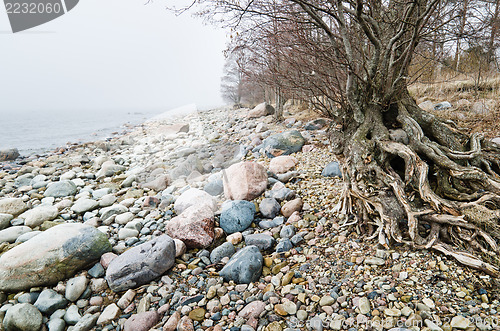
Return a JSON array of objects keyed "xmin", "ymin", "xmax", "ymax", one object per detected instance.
[
  {"xmin": 262, "ymin": 130, "xmax": 305, "ymax": 157},
  {"xmin": 0, "ymin": 223, "xmax": 111, "ymax": 291},
  {"xmin": 44, "ymin": 180, "xmax": 78, "ymax": 198},
  {"xmin": 19, "ymin": 205, "xmax": 59, "ymax": 228},
  {"xmin": 269, "ymin": 156, "xmax": 297, "ymax": 174},
  {"xmin": 165, "ymin": 205, "xmax": 215, "ymax": 248},
  {"xmin": 223, "ymin": 162, "xmax": 268, "ymax": 201},
  {"xmin": 247, "ymin": 103, "xmax": 275, "ymax": 119},
  {"xmin": 219, "ymin": 200, "xmax": 256, "ymax": 234},
  {"xmin": 174, "ymin": 188, "xmax": 217, "ymax": 214},
  {"xmin": 0, "ymin": 148, "xmax": 20, "ymax": 161},
  {"xmin": 219, "ymin": 246, "xmax": 263, "ymax": 284},
  {"xmin": 0, "ymin": 198, "xmax": 28, "ymax": 216},
  {"xmin": 106, "ymin": 235, "xmax": 176, "ymax": 292}
]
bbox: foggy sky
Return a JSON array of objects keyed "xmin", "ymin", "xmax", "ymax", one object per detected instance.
[{"xmin": 0, "ymin": 0, "xmax": 227, "ymax": 113}]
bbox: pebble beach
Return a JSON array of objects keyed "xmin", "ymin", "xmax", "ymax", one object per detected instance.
[{"xmin": 0, "ymin": 105, "xmax": 499, "ymax": 331}]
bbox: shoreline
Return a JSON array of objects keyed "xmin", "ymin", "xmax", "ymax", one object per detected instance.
[{"xmin": 0, "ymin": 105, "xmax": 498, "ymax": 330}]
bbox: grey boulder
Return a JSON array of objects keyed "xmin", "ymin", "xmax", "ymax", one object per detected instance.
[
  {"xmin": 106, "ymin": 235, "xmax": 176, "ymax": 292},
  {"xmin": 219, "ymin": 200, "xmax": 255, "ymax": 234},
  {"xmin": 259, "ymin": 198, "xmax": 281, "ymax": 219},
  {"xmin": 244, "ymin": 234, "xmax": 276, "ymax": 251},
  {"xmin": 219, "ymin": 246, "xmax": 263, "ymax": 284},
  {"xmin": 34, "ymin": 289, "xmax": 68, "ymax": 314},
  {"xmin": 3, "ymin": 303, "xmax": 42, "ymax": 331},
  {"xmin": 0, "ymin": 198, "xmax": 28, "ymax": 216},
  {"xmin": 0, "ymin": 223, "xmax": 111, "ymax": 291},
  {"xmin": 262, "ymin": 130, "xmax": 305, "ymax": 157},
  {"xmin": 44, "ymin": 180, "xmax": 78, "ymax": 198}
]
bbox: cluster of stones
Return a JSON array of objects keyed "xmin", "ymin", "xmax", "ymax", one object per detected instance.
[{"xmin": 0, "ymin": 103, "xmax": 498, "ymax": 331}]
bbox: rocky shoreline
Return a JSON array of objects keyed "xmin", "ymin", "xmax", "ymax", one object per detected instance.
[{"xmin": 0, "ymin": 105, "xmax": 499, "ymax": 331}]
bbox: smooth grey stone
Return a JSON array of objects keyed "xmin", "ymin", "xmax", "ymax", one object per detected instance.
[
  {"xmin": 259, "ymin": 198, "xmax": 281, "ymax": 219},
  {"xmin": 3, "ymin": 303, "xmax": 42, "ymax": 331},
  {"xmin": 34, "ymin": 289, "xmax": 68, "ymax": 315},
  {"xmin": 265, "ymin": 188, "xmax": 295, "ymax": 201},
  {"xmin": 17, "ymin": 292, "xmax": 40, "ymax": 304},
  {"xmin": 64, "ymin": 304, "xmax": 81, "ymax": 325},
  {"xmin": 389, "ymin": 129, "xmax": 409, "ymax": 145},
  {"xmin": 204, "ymin": 179, "xmax": 224, "ymax": 196},
  {"xmin": 14, "ymin": 173, "xmax": 34, "ymax": 188},
  {"xmin": 0, "ymin": 223, "xmax": 111, "ymax": 291},
  {"xmin": 47, "ymin": 318, "xmax": 66, "ymax": 331},
  {"xmin": 65, "ymin": 276, "xmax": 88, "ymax": 302},
  {"xmin": 88, "ymin": 263, "xmax": 105, "ymax": 278},
  {"xmin": 290, "ymin": 234, "xmax": 304, "ymax": 246},
  {"xmin": 219, "ymin": 200, "xmax": 255, "ymax": 234},
  {"xmin": 99, "ymin": 204, "xmax": 127, "ymax": 221},
  {"xmin": 92, "ymin": 188, "xmax": 111, "ymax": 199},
  {"xmin": 258, "ymin": 216, "xmax": 284, "ymax": 229},
  {"xmin": 219, "ymin": 246, "xmax": 263, "ymax": 284},
  {"xmin": 71, "ymin": 199, "xmax": 99, "ymax": 214},
  {"xmin": 106, "ymin": 235, "xmax": 176, "ymax": 292},
  {"xmin": 44, "ymin": 180, "xmax": 78, "ymax": 198},
  {"xmin": 321, "ymin": 161, "xmax": 342, "ymax": 178},
  {"xmin": 276, "ymin": 239, "xmax": 293, "ymax": 253},
  {"xmin": 210, "ymin": 242, "xmax": 235, "ymax": 264},
  {"xmin": 280, "ymin": 225, "xmax": 296, "ymax": 239},
  {"xmin": 304, "ymin": 118, "xmax": 327, "ymax": 130},
  {"xmin": 244, "ymin": 234, "xmax": 276, "ymax": 251},
  {"xmin": 71, "ymin": 313, "xmax": 99, "ymax": 331},
  {"xmin": 0, "ymin": 226, "xmax": 31, "ymax": 243},
  {"xmin": 15, "ymin": 231, "xmax": 41, "ymax": 243}
]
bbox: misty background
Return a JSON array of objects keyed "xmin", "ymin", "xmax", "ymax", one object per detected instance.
[{"xmin": 0, "ymin": 0, "xmax": 227, "ymax": 153}]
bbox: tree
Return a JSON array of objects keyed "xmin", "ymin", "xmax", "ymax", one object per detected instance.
[{"xmin": 195, "ymin": 0, "xmax": 500, "ymax": 275}]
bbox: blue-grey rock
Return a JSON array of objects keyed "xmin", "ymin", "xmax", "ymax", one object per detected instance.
[
  {"xmin": 210, "ymin": 242, "xmax": 235, "ymax": 264},
  {"xmin": 321, "ymin": 161, "xmax": 342, "ymax": 178},
  {"xmin": 64, "ymin": 304, "xmax": 81, "ymax": 325},
  {"xmin": 88, "ymin": 263, "xmax": 105, "ymax": 278},
  {"xmin": 72, "ymin": 313, "xmax": 99, "ymax": 331},
  {"xmin": 258, "ymin": 216, "xmax": 284, "ymax": 229},
  {"xmin": 14, "ymin": 173, "xmax": 34, "ymax": 188},
  {"xmin": 106, "ymin": 235, "xmax": 176, "ymax": 292},
  {"xmin": 17, "ymin": 292, "xmax": 40, "ymax": 304},
  {"xmin": 280, "ymin": 225, "xmax": 296, "ymax": 239},
  {"xmin": 262, "ymin": 130, "xmax": 306, "ymax": 158},
  {"xmin": 34, "ymin": 289, "xmax": 68, "ymax": 314},
  {"xmin": 265, "ymin": 188, "xmax": 295, "ymax": 201},
  {"xmin": 291, "ymin": 234, "xmax": 304, "ymax": 246},
  {"xmin": 44, "ymin": 180, "xmax": 78, "ymax": 198},
  {"xmin": 204, "ymin": 179, "xmax": 224, "ymax": 196},
  {"xmin": 15, "ymin": 231, "xmax": 41, "ymax": 243},
  {"xmin": 0, "ymin": 223, "xmax": 111, "ymax": 291},
  {"xmin": 219, "ymin": 200, "xmax": 255, "ymax": 234},
  {"xmin": 244, "ymin": 234, "xmax": 276, "ymax": 251},
  {"xmin": 47, "ymin": 318, "xmax": 66, "ymax": 331},
  {"xmin": 99, "ymin": 204, "xmax": 128, "ymax": 221},
  {"xmin": 3, "ymin": 303, "xmax": 42, "ymax": 331},
  {"xmin": 219, "ymin": 246, "xmax": 263, "ymax": 284},
  {"xmin": 259, "ymin": 198, "xmax": 281, "ymax": 219},
  {"xmin": 276, "ymin": 239, "xmax": 293, "ymax": 253}
]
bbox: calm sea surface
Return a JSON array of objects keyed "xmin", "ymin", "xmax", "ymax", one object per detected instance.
[{"xmin": 0, "ymin": 108, "xmax": 165, "ymax": 156}]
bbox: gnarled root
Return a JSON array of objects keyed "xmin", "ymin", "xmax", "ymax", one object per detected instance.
[{"xmin": 336, "ymin": 96, "xmax": 500, "ymax": 277}]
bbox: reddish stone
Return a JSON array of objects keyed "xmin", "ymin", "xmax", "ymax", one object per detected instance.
[
  {"xmin": 269, "ymin": 156, "xmax": 297, "ymax": 174},
  {"xmin": 165, "ymin": 205, "xmax": 215, "ymax": 248},
  {"xmin": 223, "ymin": 162, "xmax": 268, "ymax": 201},
  {"xmin": 163, "ymin": 311, "xmax": 180, "ymax": 331},
  {"xmin": 123, "ymin": 311, "xmax": 159, "ymax": 331},
  {"xmin": 100, "ymin": 252, "xmax": 117, "ymax": 268},
  {"xmin": 281, "ymin": 198, "xmax": 303, "ymax": 218},
  {"xmin": 238, "ymin": 300, "xmax": 266, "ymax": 319}
]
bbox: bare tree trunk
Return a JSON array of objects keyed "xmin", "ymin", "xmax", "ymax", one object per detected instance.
[
  {"xmin": 455, "ymin": 0, "xmax": 470, "ymax": 71},
  {"xmin": 487, "ymin": 0, "xmax": 500, "ymax": 68},
  {"xmin": 274, "ymin": 86, "xmax": 284, "ymax": 121}
]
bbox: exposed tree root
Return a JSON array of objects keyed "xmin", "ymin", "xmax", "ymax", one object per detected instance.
[{"xmin": 334, "ymin": 94, "xmax": 500, "ymax": 277}]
